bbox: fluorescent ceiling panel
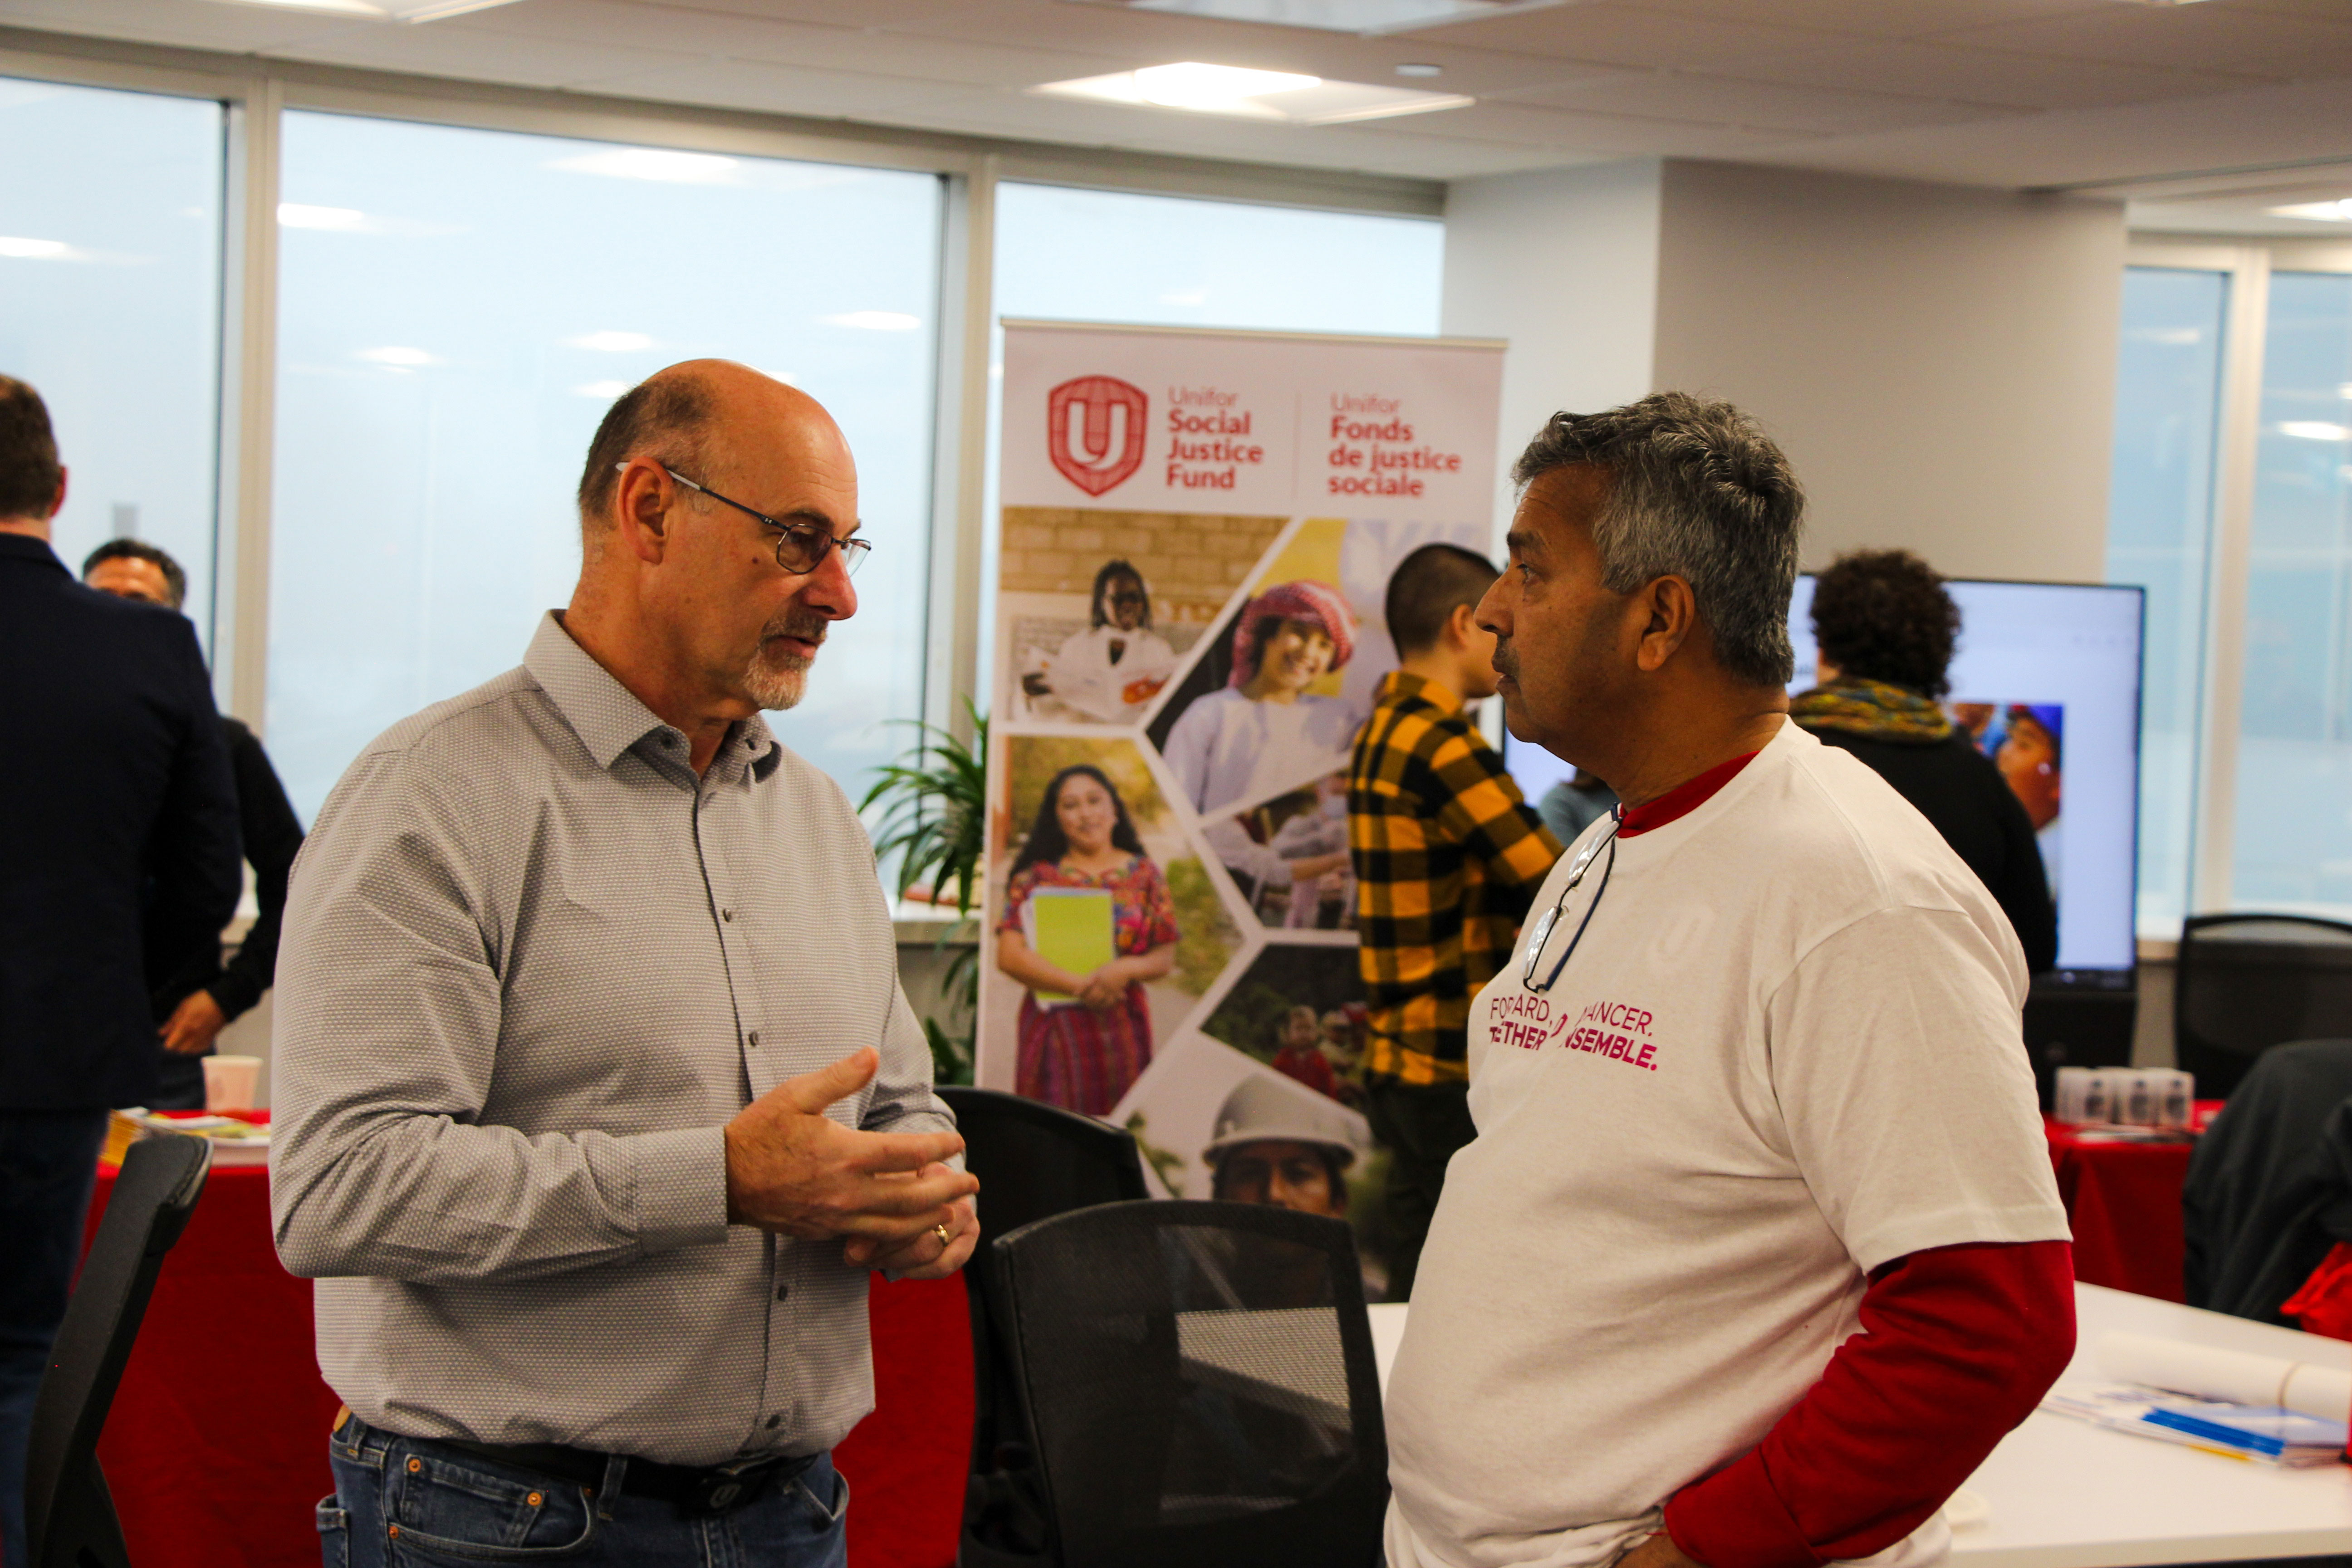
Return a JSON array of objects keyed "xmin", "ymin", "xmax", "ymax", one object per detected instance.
[
  {"xmin": 1077, "ymin": 0, "xmax": 1558, "ymax": 34},
  {"xmin": 1035, "ymin": 62, "xmax": 1472, "ymax": 123}
]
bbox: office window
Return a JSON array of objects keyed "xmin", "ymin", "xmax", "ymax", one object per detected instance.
[
  {"xmin": 0, "ymin": 77, "xmax": 224, "ymax": 645},
  {"xmin": 2105, "ymin": 267, "xmax": 2228, "ymax": 934},
  {"xmin": 2230, "ymin": 270, "xmax": 2352, "ymax": 916},
  {"xmin": 981, "ymin": 183, "xmax": 1445, "ymax": 695},
  {"xmin": 269, "ymin": 112, "xmax": 940, "ymax": 818}
]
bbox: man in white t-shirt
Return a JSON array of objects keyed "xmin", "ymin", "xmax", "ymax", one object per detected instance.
[{"xmin": 1384, "ymin": 393, "xmax": 2075, "ymax": 1568}]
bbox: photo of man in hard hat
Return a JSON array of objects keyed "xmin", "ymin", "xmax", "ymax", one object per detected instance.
[{"xmin": 1202, "ymin": 1074, "xmax": 1359, "ymax": 1221}]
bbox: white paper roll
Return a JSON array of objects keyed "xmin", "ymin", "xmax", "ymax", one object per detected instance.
[{"xmin": 2097, "ymin": 1331, "xmax": 2352, "ymax": 1422}]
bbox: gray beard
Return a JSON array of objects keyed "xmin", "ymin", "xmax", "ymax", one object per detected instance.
[{"xmin": 744, "ymin": 615, "xmax": 824, "ymax": 711}]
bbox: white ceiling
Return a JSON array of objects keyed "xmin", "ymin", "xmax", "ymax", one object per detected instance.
[{"xmin": 8, "ymin": 0, "xmax": 2352, "ymax": 208}]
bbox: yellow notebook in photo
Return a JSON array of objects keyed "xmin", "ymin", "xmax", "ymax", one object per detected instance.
[{"xmin": 1024, "ymin": 887, "xmax": 1116, "ymax": 1006}]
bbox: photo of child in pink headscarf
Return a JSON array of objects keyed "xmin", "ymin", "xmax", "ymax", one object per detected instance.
[{"xmin": 1156, "ymin": 578, "xmax": 1360, "ymax": 816}]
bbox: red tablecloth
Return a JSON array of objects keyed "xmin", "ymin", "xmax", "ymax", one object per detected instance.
[
  {"xmin": 80, "ymin": 1164, "xmax": 971, "ymax": 1568},
  {"xmin": 2041, "ymin": 1111, "xmax": 2216, "ymax": 1304}
]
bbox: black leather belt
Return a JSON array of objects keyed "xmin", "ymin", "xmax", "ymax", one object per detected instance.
[
  {"xmin": 444, "ymin": 1437, "xmax": 817, "ymax": 1517},
  {"xmin": 338, "ymin": 1407, "xmax": 819, "ymax": 1518}
]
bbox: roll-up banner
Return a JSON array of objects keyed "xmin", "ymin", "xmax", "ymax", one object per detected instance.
[{"xmin": 982, "ymin": 318, "xmax": 1505, "ymax": 1299}]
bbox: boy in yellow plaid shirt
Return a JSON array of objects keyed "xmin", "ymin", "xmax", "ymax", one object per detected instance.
[{"xmin": 1349, "ymin": 544, "xmax": 1563, "ymax": 1300}]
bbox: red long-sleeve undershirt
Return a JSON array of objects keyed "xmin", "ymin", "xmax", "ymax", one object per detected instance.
[{"xmin": 1662, "ymin": 1240, "xmax": 2078, "ymax": 1568}]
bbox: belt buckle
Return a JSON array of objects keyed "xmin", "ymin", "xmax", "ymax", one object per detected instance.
[{"xmin": 680, "ymin": 1458, "xmax": 769, "ymax": 1519}]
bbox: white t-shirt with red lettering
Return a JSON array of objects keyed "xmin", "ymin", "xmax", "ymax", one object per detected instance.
[{"xmin": 1383, "ymin": 720, "xmax": 2068, "ymax": 1568}]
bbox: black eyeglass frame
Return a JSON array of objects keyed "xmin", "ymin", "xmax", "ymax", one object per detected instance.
[
  {"xmin": 618, "ymin": 461, "xmax": 872, "ymax": 578},
  {"xmin": 1521, "ymin": 808, "xmax": 1622, "ymax": 995}
]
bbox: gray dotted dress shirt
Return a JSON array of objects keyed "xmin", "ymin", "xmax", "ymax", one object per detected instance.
[{"xmin": 270, "ymin": 612, "xmax": 954, "ymax": 1466}]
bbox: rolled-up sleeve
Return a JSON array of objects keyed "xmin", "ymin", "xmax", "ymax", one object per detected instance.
[{"xmin": 270, "ymin": 749, "xmax": 729, "ymax": 1283}]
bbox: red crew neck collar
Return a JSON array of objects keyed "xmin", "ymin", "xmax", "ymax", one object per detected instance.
[{"xmin": 1617, "ymin": 749, "xmax": 1762, "ymax": 838}]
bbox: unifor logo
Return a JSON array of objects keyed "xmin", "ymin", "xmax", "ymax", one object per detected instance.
[{"xmin": 1047, "ymin": 375, "xmax": 1148, "ymax": 496}]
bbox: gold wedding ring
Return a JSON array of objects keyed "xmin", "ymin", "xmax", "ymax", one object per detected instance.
[{"xmin": 933, "ymin": 1222, "xmax": 953, "ymax": 1249}]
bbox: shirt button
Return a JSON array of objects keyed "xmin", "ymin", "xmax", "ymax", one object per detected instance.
[
  {"xmin": 765, "ymin": 1414, "xmax": 782, "ymax": 1431},
  {"xmin": 775, "ymin": 1284, "xmax": 789, "ymax": 1302},
  {"xmin": 721, "ymin": 908, "xmax": 735, "ymax": 922},
  {"xmin": 747, "ymin": 1030, "xmax": 762, "ymax": 1049}
]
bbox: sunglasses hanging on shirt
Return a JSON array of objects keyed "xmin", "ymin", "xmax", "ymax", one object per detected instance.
[{"xmin": 1521, "ymin": 808, "xmax": 1622, "ymax": 995}]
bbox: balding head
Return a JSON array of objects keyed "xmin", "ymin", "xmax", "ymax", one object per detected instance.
[
  {"xmin": 562, "ymin": 361, "xmax": 862, "ymax": 771},
  {"xmin": 576, "ymin": 361, "xmax": 846, "ymax": 539}
]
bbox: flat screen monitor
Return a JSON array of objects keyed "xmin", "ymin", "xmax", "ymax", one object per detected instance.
[{"xmin": 1503, "ymin": 577, "xmax": 2144, "ymax": 977}]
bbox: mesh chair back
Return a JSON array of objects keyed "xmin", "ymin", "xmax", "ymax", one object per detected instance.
[
  {"xmin": 993, "ymin": 1200, "xmax": 1387, "ymax": 1568},
  {"xmin": 2177, "ymin": 914, "xmax": 2352, "ymax": 1099},
  {"xmin": 936, "ymin": 1088, "xmax": 1150, "ymax": 1565},
  {"xmin": 25, "ymin": 1132, "xmax": 211, "ymax": 1568}
]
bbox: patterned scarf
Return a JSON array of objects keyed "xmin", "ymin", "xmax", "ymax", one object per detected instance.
[{"xmin": 1790, "ymin": 678, "xmax": 1955, "ymax": 744}]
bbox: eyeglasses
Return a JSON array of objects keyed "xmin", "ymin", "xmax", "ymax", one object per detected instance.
[
  {"xmin": 620, "ymin": 462, "xmax": 872, "ymax": 578},
  {"xmin": 1521, "ymin": 809, "xmax": 1622, "ymax": 994}
]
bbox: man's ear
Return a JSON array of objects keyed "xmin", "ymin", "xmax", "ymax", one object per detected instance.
[
  {"xmin": 1633, "ymin": 576, "xmax": 1697, "ymax": 673},
  {"xmin": 1446, "ymin": 600, "xmax": 1482, "ymax": 651},
  {"xmin": 613, "ymin": 462, "xmax": 673, "ymax": 566}
]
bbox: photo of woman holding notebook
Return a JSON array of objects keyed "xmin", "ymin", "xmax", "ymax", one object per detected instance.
[{"xmin": 995, "ymin": 763, "xmax": 1181, "ymax": 1114}]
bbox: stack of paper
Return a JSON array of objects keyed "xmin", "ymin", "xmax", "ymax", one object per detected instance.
[{"xmin": 2043, "ymin": 1385, "xmax": 2347, "ymax": 1467}]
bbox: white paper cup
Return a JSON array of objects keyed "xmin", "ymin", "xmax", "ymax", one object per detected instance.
[{"xmin": 203, "ymin": 1054, "xmax": 262, "ymax": 1112}]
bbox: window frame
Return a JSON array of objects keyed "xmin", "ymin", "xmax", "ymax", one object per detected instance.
[
  {"xmin": 0, "ymin": 31, "xmax": 1442, "ymax": 750},
  {"xmin": 2124, "ymin": 233, "xmax": 2352, "ymax": 932}
]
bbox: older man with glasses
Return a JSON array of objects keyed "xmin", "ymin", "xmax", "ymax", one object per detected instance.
[
  {"xmin": 1381, "ymin": 395, "xmax": 2075, "ymax": 1568},
  {"xmin": 270, "ymin": 360, "xmax": 975, "ymax": 1568}
]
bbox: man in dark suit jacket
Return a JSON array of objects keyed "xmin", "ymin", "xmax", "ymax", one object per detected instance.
[
  {"xmin": 85, "ymin": 539, "xmax": 307, "ymax": 1109},
  {"xmin": 0, "ymin": 376, "xmax": 240, "ymax": 1568}
]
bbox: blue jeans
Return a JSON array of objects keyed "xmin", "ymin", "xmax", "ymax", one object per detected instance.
[
  {"xmin": 321, "ymin": 1414, "xmax": 849, "ymax": 1568},
  {"xmin": 0, "ymin": 1107, "xmax": 112, "ymax": 1568}
]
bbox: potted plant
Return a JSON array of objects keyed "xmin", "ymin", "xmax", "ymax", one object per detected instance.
[{"xmin": 861, "ymin": 701, "xmax": 987, "ymax": 1085}]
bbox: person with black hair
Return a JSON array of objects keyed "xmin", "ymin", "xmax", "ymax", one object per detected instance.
[
  {"xmin": 83, "ymin": 538, "xmax": 309, "ymax": 1107},
  {"xmin": 1020, "ymin": 559, "xmax": 1177, "ymax": 723},
  {"xmin": 1348, "ymin": 543, "xmax": 1560, "ymax": 1300},
  {"xmin": 0, "ymin": 377, "xmax": 240, "ymax": 1568},
  {"xmin": 994, "ymin": 763, "xmax": 1180, "ymax": 1113},
  {"xmin": 1793, "ymin": 549, "xmax": 2056, "ymax": 972}
]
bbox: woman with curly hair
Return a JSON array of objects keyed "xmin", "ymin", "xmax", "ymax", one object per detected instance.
[
  {"xmin": 1794, "ymin": 549, "xmax": 2056, "ymax": 972},
  {"xmin": 1161, "ymin": 578, "xmax": 1360, "ymax": 815}
]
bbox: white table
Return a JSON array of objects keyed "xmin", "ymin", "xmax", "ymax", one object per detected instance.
[{"xmin": 1365, "ymin": 1284, "xmax": 2352, "ymax": 1568}]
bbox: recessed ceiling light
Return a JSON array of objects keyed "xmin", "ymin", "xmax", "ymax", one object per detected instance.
[
  {"xmin": 1395, "ymin": 63, "xmax": 1443, "ymax": 77},
  {"xmin": 1075, "ymin": 0, "xmax": 1559, "ymax": 36},
  {"xmin": 2279, "ymin": 421, "xmax": 2350, "ymax": 442},
  {"xmin": 2269, "ymin": 199, "xmax": 2352, "ymax": 223},
  {"xmin": 209, "ymin": 0, "xmax": 526, "ymax": 17},
  {"xmin": 1034, "ymin": 62, "xmax": 1472, "ymax": 123},
  {"xmin": 210, "ymin": 0, "xmax": 383, "ymax": 14},
  {"xmin": 0, "ymin": 236, "xmax": 75, "ymax": 259}
]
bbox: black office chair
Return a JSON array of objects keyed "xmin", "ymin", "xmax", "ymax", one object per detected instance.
[
  {"xmin": 936, "ymin": 1088, "xmax": 1150, "ymax": 1568},
  {"xmin": 2176, "ymin": 913, "xmax": 2352, "ymax": 1100},
  {"xmin": 25, "ymin": 1132, "xmax": 211, "ymax": 1568},
  {"xmin": 2183, "ymin": 1038, "xmax": 2352, "ymax": 1323},
  {"xmin": 989, "ymin": 1200, "xmax": 1387, "ymax": 1568}
]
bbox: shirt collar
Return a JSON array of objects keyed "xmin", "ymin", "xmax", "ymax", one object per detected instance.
[
  {"xmin": 522, "ymin": 612, "xmax": 780, "ymax": 783},
  {"xmin": 1377, "ymin": 669, "xmax": 1464, "ymax": 717}
]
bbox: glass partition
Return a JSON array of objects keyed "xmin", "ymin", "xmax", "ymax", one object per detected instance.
[
  {"xmin": 0, "ymin": 76, "xmax": 224, "ymax": 645},
  {"xmin": 2104, "ymin": 266, "xmax": 2228, "ymax": 934},
  {"xmin": 268, "ymin": 111, "xmax": 941, "ymax": 818},
  {"xmin": 2231, "ymin": 269, "xmax": 2352, "ymax": 916}
]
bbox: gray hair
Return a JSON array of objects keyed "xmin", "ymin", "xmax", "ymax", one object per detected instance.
[{"xmin": 1511, "ymin": 392, "xmax": 1803, "ymax": 687}]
